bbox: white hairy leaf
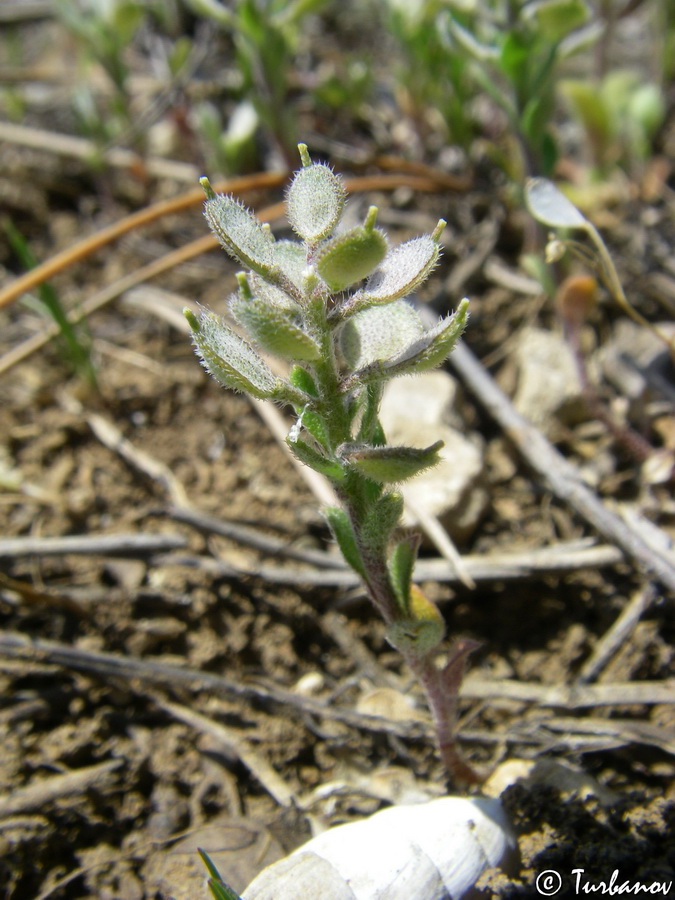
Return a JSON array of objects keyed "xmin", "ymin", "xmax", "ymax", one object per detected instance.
[
  {"xmin": 203, "ymin": 191, "xmax": 276, "ymax": 275},
  {"xmin": 287, "ymin": 161, "xmax": 345, "ymax": 243},
  {"xmin": 231, "ymin": 296, "xmax": 321, "ymax": 361},
  {"xmin": 340, "ymin": 300, "xmax": 424, "ymax": 371},
  {"xmin": 186, "ymin": 308, "xmax": 279, "ymax": 398},
  {"xmin": 344, "ymin": 234, "xmax": 441, "ymax": 314}
]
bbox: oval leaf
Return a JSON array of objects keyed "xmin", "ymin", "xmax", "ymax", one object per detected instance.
[
  {"xmin": 185, "ymin": 308, "xmax": 279, "ymax": 398},
  {"xmin": 231, "ymin": 296, "xmax": 321, "ymax": 361},
  {"xmin": 287, "ymin": 162, "xmax": 346, "ymax": 243},
  {"xmin": 338, "ymin": 440, "xmax": 444, "ymax": 484},
  {"xmin": 316, "ymin": 225, "xmax": 388, "ymax": 293},
  {"xmin": 525, "ymin": 178, "xmax": 587, "ymax": 229}
]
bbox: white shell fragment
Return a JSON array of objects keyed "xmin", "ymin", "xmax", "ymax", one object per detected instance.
[{"xmin": 242, "ymin": 795, "xmax": 518, "ymax": 900}]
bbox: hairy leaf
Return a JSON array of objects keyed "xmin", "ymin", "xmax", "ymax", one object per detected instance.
[
  {"xmin": 316, "ymin": 213, "xmax": 388, "ymax": 292},
  {"xmin": 341, "ymin": 231, "xmax": 442, "ymax": 316},
  {"xmin": 346, "ymin": 299, "xmax": 469, "ymax": 387},
  {"xmin": 287, "ymin": 156, "xmax": 345, "ymax": 243},
  {"xmin": 387, "ymin": 585, "xmax": 446, "ymax": 656},
  {"xmin": 337, "ymin": 440, "xmax": 444, "ymax": 483},
  {"xmin": 288, "ymin": 439, "xmax": 346, "ymax": 479},
  {"xmin": 201, "ymin": 182, "xmax": 276, "ymax": 276},
  {"xmin": 185, "ymin": 308, "xmax": 279, "ymax": 398},
  {"xmin": 361, "ymin": 490, "xmax": 404, "ymax": 551},
  {"xmin": 324, "ymin": 507, "xmax": 366, "ymax": 577},
  {"xmin": 340, "ymin": 300, "xmax": 424, "ymax": 371},
  {"xmin": 525, "ymin": 177, "xmax": 587, "ymax": 229},
  {"xmin": 388, "ymin": 534, "xmax": 420, "ymax": 612},
  {"xmin": 230, "ymin": 295, "xmax": 321, "ymax": 361}
]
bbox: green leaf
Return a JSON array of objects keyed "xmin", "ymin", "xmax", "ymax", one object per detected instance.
[
  {"xmin": 386, "ymin": 584, "xmax": 446, "ymax": 656},
  {"xmin": 324, "ymin": 506, "xmax": 366, "ymax": 577},
  {"xmin": 289, "ymin": 365, "xmax": 318, "ymax": 396},
  {"xmin": 337, "ymin": 440, "xmax": 444, "ymax": 484},
  {"xmin": 340, "ymin": 300, "xmax": 424, "ymax": 371},
  {"xmin": 525, "ymin": 0, "xmax": 590, "ymax": 42},
  {"xmin": 185, "ymin": 308, "xmax": 279, "ymax": 398},
  {"xmin": 201, "ymin": 179, "xmax": 276, "ymax": 277},
  {"xmin": 230, "ymin": 295, "xmax": 321, "ymax": 361},
  {"xmin": 287, "ymin": 152, "xmax": 345, "ymax": 243},
  {"xmin": 198, "ymin": 849, "xmax": 243, "ymax": 900},
  {"xmin": 340, "ymin": 230, "xmax": 442, "ymax": 316},
  {"xmin": 345, "ymin": 299, "xmax": 469, "ymax": 388},
  {"xmin": 316, "ymin": 210, "xmax": 388, "ymax": 292},
  {"xmin": 288, "ymin": 439, "xmax": 346, "ymax": 479},
  {"xmin": 301, "ymin": 409, "xmax": 330, "ymax": 449},
  {"xmin": 273, "ymin": 239, "xmax": 309, "ymax": 292},
  {"xmin": 388, "ymin": 534, "xmax": 420, "ymax": 612},
  {"xmin": 361, "ymin": 490, "xmax": 404, "ymax": 550},
  {"xmin": 244, "ymin": 273, "xmax": 302, "ymax": 313}
]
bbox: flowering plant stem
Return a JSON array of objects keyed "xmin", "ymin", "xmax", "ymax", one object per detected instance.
[{"xmin": 186, "ymin": 145, "xmax": 476, "ymax": 785}]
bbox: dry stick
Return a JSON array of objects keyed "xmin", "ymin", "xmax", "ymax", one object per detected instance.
[
  {"xmin": 0, "ymin": 171, "xmax": 447, "ymax": 312},
  {"xmin": 448, "ymin": 341, "xmax": 675, "ymax": 595},
  {"xmin": 0, "ymin": 630, "xmax": 432, "ymax": 743},
  {"xmin": 0, "ymin": 759, "xmax": 122, "ymax": 819},
  {"xmin": 168, "ymin": 505, "xmax": 346, "ymax": 569},
  {"xmin": 0, "ymin": 630, "xmax": 671, "ymax": 712},
  {"xmin": 0, "ymin": 532, "xmax": 187, "ymax": 559},
  {"xmin": 155, "ymin": 542, "xmax": 623, "ymax": 588},
  {"xmin": 0, "ymin": 120, "xmax": 200, "ymax": 183},
  {"xmin": 576, "ymin": 583, "xmax": 658, "ymax": 684},
  {"xmin": 156, "ymin": 699, "xmax": 296, "ymax": 808},
  {"xmin": 0, "ymin": 170, "xmax": 287, "ymax": 311},
  {"xmin": 0, "ymin": 234, "xmax": 218, "ymax": 376}
]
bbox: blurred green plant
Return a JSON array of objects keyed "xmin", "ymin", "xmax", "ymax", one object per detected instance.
[
  {"xmin": 55, "ymin": 0, "xmax": 148, "ymax": 148},
  {"xmin": 5, "ymin": 222, "xmax": 98, "ymax": 390},
  {"xmin": 199, "ymin": 849, "xmax": 243, "ymax": 900},
  {"xmin": 185, "ymin": 0, "xmax": 331, "ymax": 167},
  {"xmin": 382, "ymin": 0, "xmax": 477, "ymax": 151},
  {"xmin": 185, "ymin": 144, "xmax": 475, "ymax": 784},
  {"xmin": 560, "ymin": 71, "xmax": 665, "ymax": 175},
  {"xmin": 384, "ymin": 0, "xmax": 598, "ymax": 176}
]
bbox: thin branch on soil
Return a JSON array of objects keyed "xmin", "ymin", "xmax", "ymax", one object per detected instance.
[
  {"xmin": 0, "ymin": 235, "xmax": 218, "ymax": 376},
  {"xmin": 0, "ymin": 171, "xmax": 286, "ymax": 311},
  {"xmin": 0, "ymin": 120, "xmax": 200, "ymax": 183},
  {"xmin": 0, "ymin": 759, "xmax": 122, "ymax": 819},
  {"xmin": 0, "ymin": 571, "xmax": 88, "ymax": 616},
  {"xmin": 542, "ymin": 716, "xmax": 675, "ymax": 756},
  {"xmin": 158, "ymin": 541, "xmax": 624, "ymax": 587},
  {"xmin": 0, "ymin": 532, "xmax": 188, "ymax": 559},
  {"xmin": 156, "ymin": 698, "xmax": 296, "ymax": 808},
  {"xmin": 167, "ymin": 506, "xmax": 346, "ymax": 569},
  {"xmin": 448, "ymin": 341, "xmax": 675, "ymax": 594},
  {"xmin": 322, "ymin": 610, "xmax": 402, "ymax": 689},
  {"xmin": 403, "ymin": 493, "xmax": 476, "ymax": 588},
  {"xmin": 577, "ymin": 583, "xmax": 658, "ymax": 683},
  {"xmin": 1, "ymin": 629, "xmax": 671, "ymax": 713},
  {"xmin": 85, "ymin": 411, "xmax": 191, "ymax": 508},
  {"xmin": 0, "ymin": 630, "xmax": 433, "ymax": 742}
]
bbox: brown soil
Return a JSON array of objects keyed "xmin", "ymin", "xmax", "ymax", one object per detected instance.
[{"xmin": 1, "ymin": 7, "xmax": 674, "ymax": 900}]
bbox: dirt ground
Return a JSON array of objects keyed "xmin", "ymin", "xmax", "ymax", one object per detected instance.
[{"xmin": 1, "ymin": 6, "xmax": 675, "ymax": 900}]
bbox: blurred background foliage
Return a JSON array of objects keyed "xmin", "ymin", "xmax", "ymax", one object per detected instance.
[{"xmin": 1, "ymin": 0, "xmax": 670, "ymax": 182}]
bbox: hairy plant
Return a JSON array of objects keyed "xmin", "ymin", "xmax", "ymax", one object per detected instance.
[{"xmin": 185, "ymin": 145, "xmax": 474, "ymax": 784}]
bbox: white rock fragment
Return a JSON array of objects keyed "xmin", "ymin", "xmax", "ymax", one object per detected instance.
[
  {"xmin": 511, "ymin": 326, "xmax": 589, "ymax": 433},
  {"xmin": 379, "ymin": 372, "xmax": 487, "ymax": 541}
]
